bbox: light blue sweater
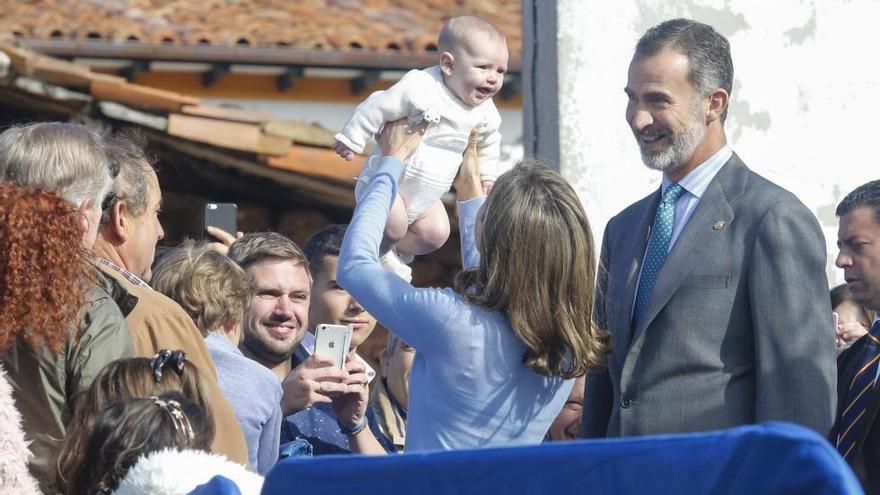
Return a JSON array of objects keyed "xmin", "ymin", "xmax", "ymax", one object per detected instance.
[
  {"xmin": 338, "ymin": 156, "xmax": 573, "ymax": 452},
  {"xmin": 205, "ymin": 332, "xmax": 282, "ymax": 473}
]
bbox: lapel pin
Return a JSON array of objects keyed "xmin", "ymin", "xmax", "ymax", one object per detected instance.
[{"xmin": 713, "ymin": 220, "xmax": 725, "ymax": 230}]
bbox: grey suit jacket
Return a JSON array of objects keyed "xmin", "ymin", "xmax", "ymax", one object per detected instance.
[{"xmin": 583, "ymin": 153, "xmax": 836, "ymax": 438}]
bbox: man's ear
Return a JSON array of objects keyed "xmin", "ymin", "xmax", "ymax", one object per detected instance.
[
  {"xmin": 440, "ymin": 51, "xmax": 455, "ymax": 76},
  {"xmin": 105, "ymin": 199, "xmax": 130, "ymax": 243},
  {"xmin": 379, "ymin": 348, "xmax": 391, "ymax": 377},
  {"xmin": 77, "ymin": 199, "xmax": 94, "ymax": 235},
  {"xmin": 706, "ymin": 88, "xmax": 729, "ymax": 124}
]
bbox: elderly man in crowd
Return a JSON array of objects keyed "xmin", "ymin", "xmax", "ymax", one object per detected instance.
[
  {"xmin": 583, "ymin": 19, "xmax": 835, "ymax": 438},
  {"xmin": 0, "ymin": 122, "xmax": 133, "ymax": 490},
  {"xmin": 90, "ymin": 132, "xmax": 249, "ymax": 466},
  {"xmin": 831, "ymin": 180, "xmax": 880, "ymax": 494}
]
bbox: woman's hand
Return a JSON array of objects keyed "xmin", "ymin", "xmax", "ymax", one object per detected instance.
[
  {"xmin": 378, "ymin": 118, "xmax": 428, "ymax": 162},
  {"xmin": 454, "ymin": 129, "xmax": 483, "ymax": 201}
]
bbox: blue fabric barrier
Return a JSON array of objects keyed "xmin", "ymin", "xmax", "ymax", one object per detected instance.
[
  {"xmin": 187, "ymin": 475, "xmax": 243, "ymax": 495},
  {"xmin": 262, "ymin": 422, "xmax": 862, "ymax": 495}
]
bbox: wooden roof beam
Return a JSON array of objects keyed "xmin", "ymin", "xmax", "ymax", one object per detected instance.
[
  {"xmin": 276, "ymin": 66, "xmax": 304, "ymax": 92},
  {"xmin": 202, "ymin": 63, "xmax": 230, "ymax": 88},
  {"xmin": 350, "ymin": 69, "xmax": 380, "ymax": 95},
  {"xmin": 120, "ymin": 59, "xmax": 150, "ymax": 82}
]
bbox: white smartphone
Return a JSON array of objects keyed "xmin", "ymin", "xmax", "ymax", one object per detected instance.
[{"xmin": 314, "ymin": 324, "xmax": 352, "ymax": 370}]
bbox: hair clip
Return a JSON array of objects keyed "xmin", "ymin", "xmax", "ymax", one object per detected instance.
[
  {"xmin": 151, "ymin": 396, "xmax": 196, "ymax": 442},
  {"xmin": 151, "ymin": 349, "xmax": 187, "ymax": 384}
]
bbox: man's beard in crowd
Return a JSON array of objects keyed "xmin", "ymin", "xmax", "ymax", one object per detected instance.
[{"xmin": 637, "ymin": 113, "xmax": 706, "ymax": 173}]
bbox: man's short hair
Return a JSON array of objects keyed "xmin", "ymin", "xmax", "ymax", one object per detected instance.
[
  {"xmin": 635, "ymin": 18, "xmax": 734, "ymax": 122},
  {"xmin": 227, "ymin": 231, "xmax": 310, "ymax": 276},
  {"xmin": 303, "ymin": 224, "xmax": 347, "ymax": 278},
  {"xmin": 438, "ymin": 15, "xmax": 506, "ymax": 54},
  {"xmin": 836, "ymin": 179, "xmax": 880, "ymax": 225},
  {"xmin": 101, "ymin": 130, "xmax": 156, "ymax": 226},
  {"xmin": 151, "ymin": 241, "xmax": 253, "ymax": 336},
  {"xmin": 0, "ymin": 122, "xmax": 111, "ymax": 209}
]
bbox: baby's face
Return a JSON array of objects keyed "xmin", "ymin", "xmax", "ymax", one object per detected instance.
[{"xmin": 443, "ymin": 36, "xmax": 508, "ymax": 107}]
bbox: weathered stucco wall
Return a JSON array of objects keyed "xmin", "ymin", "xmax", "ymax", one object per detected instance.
[{"xmin": 556, "ymin": 0, "xmax": 879, "ymax": 285}]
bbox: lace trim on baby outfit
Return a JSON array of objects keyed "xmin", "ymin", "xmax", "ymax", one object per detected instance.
[{"xmin": 408, "ymin": 109, "xmax": 442, "ymax": 126}]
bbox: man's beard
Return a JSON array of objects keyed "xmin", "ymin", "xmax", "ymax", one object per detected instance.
[
  {"xmin": 637, "ymin": 115, "xmax": 706, "ymax": 172},
  {"xmin": 242, "ymin": 325, "xmax": 299, "ymax": 365}
]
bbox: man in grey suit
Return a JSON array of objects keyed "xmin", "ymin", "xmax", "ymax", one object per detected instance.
[{"xmin": 581, "ymin": 18, "xmax": 836, "ymax": 438}]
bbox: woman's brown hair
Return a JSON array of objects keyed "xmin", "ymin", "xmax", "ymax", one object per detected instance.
[
  {"xmin": 0, "ymin": 184, "xmax": 91, "ymax": 355},
  {"xmin": 56, "ymin": 354, "xmax": 213, "ymax": 493},
  {"xmin": 455, "ymin": 160, "xmax": 610, "ymax": 378}
]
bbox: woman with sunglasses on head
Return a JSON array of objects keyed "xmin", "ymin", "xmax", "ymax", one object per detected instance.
[{"xmin": 57, "ymin": 350, "xmax": 208, "ymax": 493}]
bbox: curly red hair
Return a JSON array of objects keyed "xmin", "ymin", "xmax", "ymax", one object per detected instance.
[{"xmin": 0, "ymin": 184, "xmax": 91, "ymax": 355}]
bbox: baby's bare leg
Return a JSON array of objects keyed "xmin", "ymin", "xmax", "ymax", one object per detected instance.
[
  {"xmin": 381, "ymin": 193, "xmax": 409, "ymax": 254},
  {"xmin": 396, "ymin": 200, "xmax": 450, "ymax": 256}
]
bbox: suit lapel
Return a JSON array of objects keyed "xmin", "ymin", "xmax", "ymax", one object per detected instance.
[
  {"xmin": 612, "ymin": 192, "xmax": 659, "ymax": 350},
  {"xmin": 629, "ymin": 157, "xmax": 739, "ymax": 346}
]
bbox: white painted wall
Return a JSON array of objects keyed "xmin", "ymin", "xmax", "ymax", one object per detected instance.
[{"xmin": 556, "ymin": 0, "xmax": 880, "ymax": 285}]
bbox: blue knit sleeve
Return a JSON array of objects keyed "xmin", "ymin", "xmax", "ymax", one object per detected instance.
[{"xmin": 337, "ymin": 157, "xmax": 459, "ymax": 354}]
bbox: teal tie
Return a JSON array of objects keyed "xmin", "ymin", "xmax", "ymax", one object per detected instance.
[{"xmin": 633, "ymin": 183, "xmax": 685, "ymax": 329}]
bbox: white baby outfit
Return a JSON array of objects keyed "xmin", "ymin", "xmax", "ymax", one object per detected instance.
[{"xmin": 336, "ymin": 65, "xmax": 504, "ymax": 223}]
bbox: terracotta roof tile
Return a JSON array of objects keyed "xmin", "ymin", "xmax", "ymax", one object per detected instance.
[
  {"xmin": 0, "ymin": 42, "xmax": 370, "ymax": 200},
  {"xmin": 0, "ymin": 0, "xmax": 522, "ymax": 55}
]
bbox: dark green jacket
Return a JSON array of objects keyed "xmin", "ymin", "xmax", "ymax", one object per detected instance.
[{"xmin": 2, "ymin": 268, "xmax": 136, "ymax": 492}]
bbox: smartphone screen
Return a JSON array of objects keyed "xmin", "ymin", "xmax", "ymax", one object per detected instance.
[
  {"xmin": 314, "ymin": 324, "xmax": 352, "ymax": 370},
  {"xmin": 203, "ymin": 202, "xmax": 237, "ymax": 239}
]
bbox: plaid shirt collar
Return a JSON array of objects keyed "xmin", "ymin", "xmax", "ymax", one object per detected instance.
[{"xmin": 93, "ymin": 256, "xmax": 152, "ymax": 289}]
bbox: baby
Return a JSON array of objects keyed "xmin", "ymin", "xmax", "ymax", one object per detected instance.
[{"xmin": 333, "ymin": 15, "xmax": 508, "ymax": 279}]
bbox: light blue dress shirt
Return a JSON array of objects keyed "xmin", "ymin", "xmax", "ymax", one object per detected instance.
[
  {"xmin": 632, "ymin": 144, "xmax": 733, "ymax": 318},
  {"xmin": 661, "ymin": 144, "xmax": 733, "ymax": 252}
]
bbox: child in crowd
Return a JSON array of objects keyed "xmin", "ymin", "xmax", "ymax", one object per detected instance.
[
  {"xmin": 333, "ymin": 15, "xmax": 509, "ymax": 279},
  {"xmin": 151, "ymin": 243, "xmax": 283, "ymax": 475},
  {"xmin": 67, "ymin": 392, "xmax": 213, "ymax": 494},
  {"xmin": 57, "ymin": 351, "xmax": 211, "ymax": 492},
  {"xmin": 69, "ymin": 391, "xmax": 262, "ymax": 495}
]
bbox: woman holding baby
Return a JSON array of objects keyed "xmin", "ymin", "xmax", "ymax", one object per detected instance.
[{"xmin": 335, "ymin": 118, "xmax": 609, "ymax": 452}]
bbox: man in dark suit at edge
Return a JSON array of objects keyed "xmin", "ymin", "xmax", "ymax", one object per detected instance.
[
  {"xmin": 832, "ymin": 180, "xmax": 880, "ymax": 494},
  {"xmin": 581, "ymin": 18, "xmax": 835, "ymax": 439}
]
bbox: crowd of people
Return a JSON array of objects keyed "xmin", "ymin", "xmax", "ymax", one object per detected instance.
[{"xmin": 0, "ymin": 14, "xmax": 878, "ymax": 495}]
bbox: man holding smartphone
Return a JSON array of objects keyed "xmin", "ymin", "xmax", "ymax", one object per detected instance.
[
  {"xmin": 280, "ymin": 224, "xmax": 389, "ymax": 455},
  {"xmin": 227, "ymin": 229, "xmax": 388, "ymax": 456}
]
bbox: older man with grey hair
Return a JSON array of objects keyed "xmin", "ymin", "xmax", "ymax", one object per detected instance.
[
  {"xmin": 0, "ymin": 121, "xmax": 134, "ymax": 491},
  {"xmin": 0, "ymin": 121, "xmax": 113, "ymax": 248},
  {"xmin": 90, "ymin": 132, "xmax": 250, "ymax": 465}
]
